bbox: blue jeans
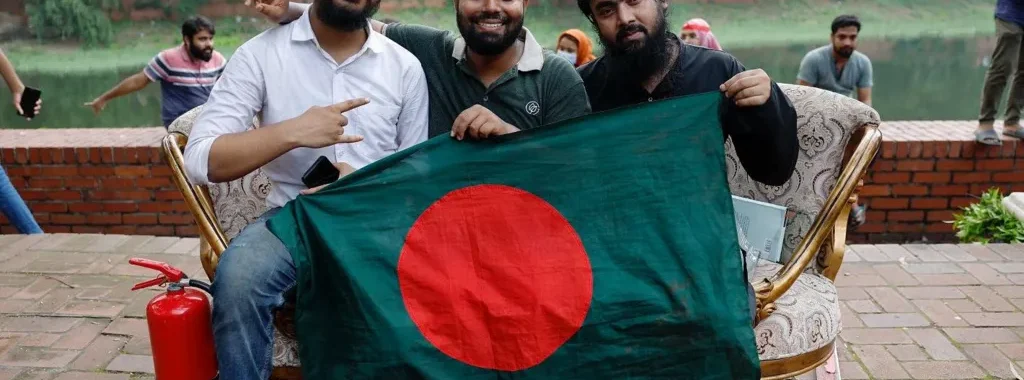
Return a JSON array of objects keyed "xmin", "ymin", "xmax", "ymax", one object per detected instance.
[
  {"xmin": 211, "ymin": 208, "xmax": 296, "ymax": 380},
  {"xmin": 0, "ymin": 164, "xmax": 42, "ymax": 234}
]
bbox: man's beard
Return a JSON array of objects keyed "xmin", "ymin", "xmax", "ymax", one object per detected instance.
[
  {"xmin": 315, "ymin": 0, "xmax": 380, "ymax": 32},
  {"xmin": 596, "ymin": 8, "xmax": 671, "ymax": 84},
  {"xmin": 456, "ymin": 10, "xmax": 524, "ymax": 56},
  {"xmin": 187, "ymin": 42, "xmax": 213, "ymax": 62},
  {"xmin": 834, "ymin": 45, "xmax": 854, "ymax": 58}
]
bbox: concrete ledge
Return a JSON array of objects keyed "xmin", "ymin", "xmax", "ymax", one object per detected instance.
[{"xmin": 1004, "ymin": 193, "xmax": 1024, "ymax": 224}]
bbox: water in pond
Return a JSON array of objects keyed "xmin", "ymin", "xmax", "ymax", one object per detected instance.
[{"xmin": 0, "ymin": 35, "xmax": 1001, "ymax": 129}]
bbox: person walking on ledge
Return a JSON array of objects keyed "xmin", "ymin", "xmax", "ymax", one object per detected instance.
[{"xmin": 976, "ymin": 0, "xmax": 1024, "ymax": 145}]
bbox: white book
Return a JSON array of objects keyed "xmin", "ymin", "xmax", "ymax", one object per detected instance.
[{"xmin": 732, "ymin": 195, "xmax": 788, "ymax": 264}]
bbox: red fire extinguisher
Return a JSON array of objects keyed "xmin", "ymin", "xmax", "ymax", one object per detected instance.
[{"xmin": 129, "ymin": 258, "xmax": 219, "ymax": 380}]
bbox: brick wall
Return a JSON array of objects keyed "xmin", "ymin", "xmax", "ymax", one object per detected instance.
[
  {"xmin": 850, "ymin": 121, "xmax": 1024, "ymax": 244},
  {"xmin": 2, "ymin": 122, "xmax": 1022, "ymax": 242},
  {"xmin": 0, "ymin": 128, "xmax": 193, "ymax": 237}
]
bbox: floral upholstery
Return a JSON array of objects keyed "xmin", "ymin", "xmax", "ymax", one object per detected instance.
[
  {"xmin": 752, "ymin": 262, "xmax": 841, "ymax": 361},
  {"xmin": 728, "ymin": 84, "xmax": 879, "ymax": 362},
  {"xmin": 725, "ymin": 84, "xmax": 880, "ymax": 263},
  {"xmin": 167, "ymin": 106, "xmax": 301, "ymax": 368}
]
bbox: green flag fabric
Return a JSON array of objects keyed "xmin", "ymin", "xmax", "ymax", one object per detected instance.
[{"xmin": 267, "ymin": 92, "xmax": 760, "ymax": 379}]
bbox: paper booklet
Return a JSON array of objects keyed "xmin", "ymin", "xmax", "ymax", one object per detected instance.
[{"xmin": 732, "ymin": 195, "xmax": 789, "ymax": 265}]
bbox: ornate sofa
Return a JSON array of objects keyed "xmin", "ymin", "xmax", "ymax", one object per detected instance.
[{"xmin": 162, "ymin": 83, "xmax": 881, "ymax": 379}]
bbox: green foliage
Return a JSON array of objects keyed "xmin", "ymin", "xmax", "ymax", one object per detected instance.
[
  {"xmin": 952, "ymin": 188, "xmax": 1024, "ymax": 244},
  {"xmin": 173, "ymin": 0, "xmax": 208, "ymax": 19},
  {"xmin": 27, "ymin": 0, "xmax": 114, "ymax": 47}
]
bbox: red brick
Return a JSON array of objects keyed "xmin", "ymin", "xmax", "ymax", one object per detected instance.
[
  {"xmin": 7, "ymin": 176, "xmax": 26, "ymax": 188},
  {"xmin": 892, "ymin": 185, "xmax": 928, "ymax": 196},
  {"xmin": 155, "ymin": 191, "xmax": 182, "ymax": 201},
  {"xmin": 889, "ymin": 211, "xmax": 924, "ymax": 222},
  {"xmin": 38, "ymin": 166, "xmax": 79, "ymax": 176},
  {"xmin": 954, "ymin": 172, "xmax": 992, "ymax": 183},
  {"xmin": 68, "ymin": 203, "xmax": 104, "ymax": 213},
  {"xmin": 927, "ymin": 210, "xmax": 956, "ymax": 222},
  {"xmin": 936, "ymin": 159, "xmax": 974, "ymax": 171},
  {"xmin": 892, "ymin": 223, "xmax": 926, "ymax": 232},
  {"xmin": 951, "ymin": 197, "xmax": 976, "ymax": 208},
  {"xmin": 949, "ymin": 141, "xmax": 963, "ymax": 158},
  {"xmin": 123, "ymin": 214, "xmax": 158, "ymax": 225},
  {"xmin": 88, "ymin": 149, "xmax": 101, "ymax": 164},
  {"xmin": 176, "ymin": 225, "xmax": 199, "ymax": 237},
  {"xmin": 60, "ymin": 148, "xmax": 74, "ymax": 164},
  {"xmin": 170, "ymin": 202, "xmax": 190, "ymax": 213},
  {"xmin": 18, "ymin": 190, "xmax": 47, "ymax": 201},
  {"xmin": 994, "ymin": 172, "xmax": 1024, "ymax": 183},
  {"xmin": 151, "ymin": 166, "xmax": 173, "ymax": 176},
  {"xmin": 86, "ymin": 214, "xmax": 122, "ymax": 225},
  {"xmin": 79, "ymin": 166, "xmax": 115, "ymax": 177},
  {"xmin": 103, "ymin": 203, "xmax": 138, "ymax": 213},
  {"xmin": 927, "ymin": 223, "xmax": 954, "ymax": 233},
  {"xmin": 46, "ymin": 191, "xmax": 82, "ymax": 201},
  {"xmin": 911, "ymin": 198, "xmax": 949, "ymax": 209},
  {"xmin": 32, "ymin": 213, "xmax": 50, "ymax": 224},
  {"xmin": 896, "ymin": 142, "xmax": 911, "ymax": 158},
  {"xmin": 138, "ymin": 202, "xmax": 173, "ymax": 213},
  {"xmin": 896, "ymin": 159, "xmax": 935, "ymax": 171},
  {"xmin": 52, "ymin": 214, "xmax": 87, "ymax": 225},
  {"xmin": 873, "ymin": 172, "xmax": 910, "ymax": 183},
  {"xmin": 99, "ymin": 148, "xmax": 114, "ymax": 164},
  {"xmin": 963, "ymin": 142, "xmax": 980, "ymax": 158},
  {"xmin": 882, "ymin": 142, "xmax": 897, "ymax": 158},
  {"xmin": 31, "ymin": 203, "xmax": 68, "ymax": 213},
  {"xmin": 861, "ymin": 185, "xmax": 891, "ymax": 196},
  {"xmin": 872, "ymin": 160, "xmax": 896, "ymax": 171},
  {"xmin": 39, "ymin": 148, "xmax": 55, "ymax": 164},
  {"xmin": 932, "ymin": 184, "xmax": 970, "ymax": 196},
  {"xmin": 922, "ymin": 141, "xmax": 937, "ymax": 158},
  {"xmin": 114, "ymin": 148, "xmax": 137, "ymax": 164},
  {"xmin": 914, "ymin": 172, "xmax": 952, "ymax": 183},
  {"xmin": 108, "ymin": 225, "xmax": 137, "ymax": 235},
  {"xmin": 866, "ymin": 210, "xmax": 886, "ymax": 222},
  {"xmin": 75, "ymin": 148, "xmax": 90, "ymax": 163},
  {"xmin": 114, "ymin": 166, "xmax": 150, "ymax": 177},
  {"xmin": 137, "ymin": 226, "xmax": 174, "ymax": 236},
  {"xmin": 136, "ymin": 177, "xmax": 170, "ymax": 189},
  {"xmin": 65, "ymin": 178, "xmax": 98, "ymax": 188},
  {"xmin": 977, "ymin": 159, "xmax": 1015, "ymax": 170},
  {"xmin": 158, "ymin": 214, "xmax": 194, "ymax": 225},
  {"xmin": 1, "ymin": 148, "xmax": 13, "ymax": 162},
  {"xmin": 870, "ymin": 198, "xmax": 909, "ymax": 210},
  {"xmin": 27, "ymin": 148, "xmax": 40, "ymax": 163},
  {"xmin": 101, "ymin": 178, "xmax": 135, "ymax": 189},
  {"xmin": 72, "ymin": 226, "xmax": 105, "ymax": 234},
  {"xmin": 972, "ymin": 184, "xmax": 1009, "ymax": 194},
  {"xmin": 14, "ymin": 147, "xmax": 27, "ymax": 163}
]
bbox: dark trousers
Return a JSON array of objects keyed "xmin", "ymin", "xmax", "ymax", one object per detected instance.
[{"xmin": 980, "ymin": 18, "xmax": 1024, "ymax": 125}]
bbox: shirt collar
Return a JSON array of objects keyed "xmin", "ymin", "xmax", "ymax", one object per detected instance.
[
  {"xmin": 451, "ymin": 27, "xmax": 544, "ymax": 72},
  {"xmin": 290, "ymin": 8, "xmax": 385, "ymax": 54}
]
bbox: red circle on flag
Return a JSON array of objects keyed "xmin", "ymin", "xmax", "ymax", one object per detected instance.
[{"xmin": 398, "ymin": 184, "xmax": 593, "ymax": 371}]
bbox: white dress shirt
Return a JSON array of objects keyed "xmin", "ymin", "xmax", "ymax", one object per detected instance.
[{"xmin": 184, "ymin": 10, "xmax": 429, "ymax": 209}]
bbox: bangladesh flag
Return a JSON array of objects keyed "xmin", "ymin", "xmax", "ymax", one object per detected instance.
[{"xmin": 267, "ymin": 92, "xmax": 759, "ymax": 379}]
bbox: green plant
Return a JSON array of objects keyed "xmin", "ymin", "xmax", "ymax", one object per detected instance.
[
  {"xmin": 27, "ymin": 0, "xmax": 114, "ymax": 47},
  {"xmin": 951, "ymin": 188, "xmax": 1024, "ymax": 244}
]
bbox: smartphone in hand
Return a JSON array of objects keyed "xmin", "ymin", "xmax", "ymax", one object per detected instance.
[
  {"xmin": 301, "ymin": 155, "xmax": 341, "ymax": 189},
  {"xmin": 19, "ymin": 87, "xmax": 41, "ymax": 118}
]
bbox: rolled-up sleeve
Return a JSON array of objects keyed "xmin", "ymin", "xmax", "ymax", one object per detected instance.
[
  {"xmin": 396, "ymin": 61, "xmax": 429, "ymax": 150},
  {"xmin": 183, "ymin": 46, "xmax": 265, "ymax": 185}
]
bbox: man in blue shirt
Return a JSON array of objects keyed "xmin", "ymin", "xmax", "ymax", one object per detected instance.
[{"xmin": 976, "ymin": 0, "xmax": 1024, "ymax": 145}]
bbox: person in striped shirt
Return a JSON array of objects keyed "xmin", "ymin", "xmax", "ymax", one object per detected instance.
[{"xmin": 85, "ymin": 16, "xmax": 226, "ymax": 127}]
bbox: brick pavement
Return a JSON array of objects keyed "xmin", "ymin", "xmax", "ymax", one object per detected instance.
[{"xmin": 2, "ymin": 234, "xmax": 1024, "ymax": 379}]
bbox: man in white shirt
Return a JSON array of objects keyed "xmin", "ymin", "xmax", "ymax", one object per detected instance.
[{"xmin": 182, "ymin": 0, "xmax": 428, "ymax": 377}]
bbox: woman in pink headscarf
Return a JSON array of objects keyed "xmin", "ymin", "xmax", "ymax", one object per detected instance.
[{"xmin": 680, "ymin": 18, "xmax": 722, "ymax": 51}]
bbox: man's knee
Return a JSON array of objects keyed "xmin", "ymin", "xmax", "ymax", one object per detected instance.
[{"xmin": 211, "ymin": 221, "xmax": 293, "ymax": 307}]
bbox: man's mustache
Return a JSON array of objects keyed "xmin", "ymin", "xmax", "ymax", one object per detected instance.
[{"xmin": 616, "ymin": 23, "xmax": 648, "ymax": 42}]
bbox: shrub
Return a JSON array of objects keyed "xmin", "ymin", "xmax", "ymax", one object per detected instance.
[
  {"xmin": 27, "ymin": 0, "xmax": 114, "ymax": 47},
  {"xmin": 951, "ymin": 188, "xmax": 1024, "ymax": 244}
]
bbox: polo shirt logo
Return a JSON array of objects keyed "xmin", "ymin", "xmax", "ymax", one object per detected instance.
[{"xmin": 525, "ymin": 101, "xmax": 540, "ymax": 116}]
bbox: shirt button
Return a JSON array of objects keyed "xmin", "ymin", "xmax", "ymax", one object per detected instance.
[
  {"xmin": 648, "ymin": 97, "xmax": 653, "ymax": 102},
  {"xmin": 483, "ymin": 96, "xmax": 489, "ymax": 101}
]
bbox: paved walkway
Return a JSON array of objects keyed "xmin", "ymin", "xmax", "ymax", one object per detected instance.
[{"xmin": 1, "ymin": 235, "xmax": 1023, "ymax": 379}]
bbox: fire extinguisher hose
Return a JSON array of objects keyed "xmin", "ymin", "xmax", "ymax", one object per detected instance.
[{"xmin": 188, "ymin": 279, "xmax": 212, "ymax": 294}]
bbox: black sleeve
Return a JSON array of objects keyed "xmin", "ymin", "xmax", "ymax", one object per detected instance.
[{"xmin": 720, "ymin": 59, "xmax": 799, "ymax": 186}]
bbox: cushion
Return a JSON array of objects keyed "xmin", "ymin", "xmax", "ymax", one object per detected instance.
[
  {"xmin": 167, "ymin": 105, "xmax": 273, "ymax": 240},
  {"xmin": 724, "ymin": 84, "xmax": 880, "ymax": 263},
  {"xmin": 273, "ymin": 329, "xmax": 301, "ymax": 367},
  {"xmin": 752, "ymin": 261, "xmax": 841, "ymax": 361}
]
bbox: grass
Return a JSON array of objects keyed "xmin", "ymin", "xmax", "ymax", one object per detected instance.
[{"xmin": 2, "ymin": 0, "xmax": 1000, "ymax": 74}]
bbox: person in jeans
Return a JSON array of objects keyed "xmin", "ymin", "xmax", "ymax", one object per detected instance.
[
  {"xmin": 182, "ymin": 0, "xmax": 429, "ymax": 377},
  {"xmin": 0, "ymin": 48, "xmax": 42, "ymax": 234},
  {"xmin": 976, "ymin": 0, "xmax": 1024, "ymax": 145}
]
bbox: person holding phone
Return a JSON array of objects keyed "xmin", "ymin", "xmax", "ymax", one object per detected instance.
[
  {"xmin": 0, "ymin": 48, "xmax": 43, "ymax": 234},
  {"xmin": 182, "ymin": 0, "xmax": 428, "ymax": 377}
]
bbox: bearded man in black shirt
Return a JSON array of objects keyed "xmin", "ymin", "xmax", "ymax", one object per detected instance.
[{"xmin": 576, "ymin": 0, "xmax": 798, "ymax": 186}]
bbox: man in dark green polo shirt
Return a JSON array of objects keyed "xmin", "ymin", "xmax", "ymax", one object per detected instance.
[{"xmin": 264, "ymin": 0, "xmax": 590, "ymax": 139}]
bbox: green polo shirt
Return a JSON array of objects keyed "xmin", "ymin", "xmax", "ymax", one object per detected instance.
[{"xmin": 383, "ymin": 24, "xmax": 591, "ymax": 138}]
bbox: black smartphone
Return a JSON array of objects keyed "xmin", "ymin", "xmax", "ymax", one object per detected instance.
[
  {"xmin": 19, "ymin": 87, "xmax": 41, "ymax": 119},
  {"xmin": 302, "ymin": 155, "xmax": 341, "ymax": 189}
]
